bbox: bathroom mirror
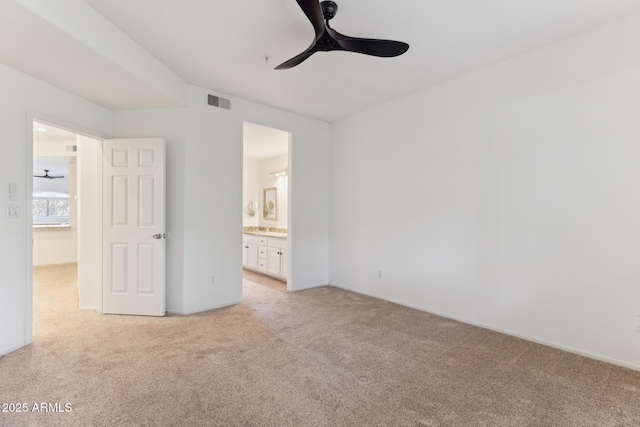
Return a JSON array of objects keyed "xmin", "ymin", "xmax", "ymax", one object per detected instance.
[{"xmin": 263, "ymin": 187, "xmax": 277, "ymax": 220}]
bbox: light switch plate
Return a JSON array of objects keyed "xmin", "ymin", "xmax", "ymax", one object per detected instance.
[{"xmin": 9, "ymin": 182, "xmax": 18, "ymax": 201}]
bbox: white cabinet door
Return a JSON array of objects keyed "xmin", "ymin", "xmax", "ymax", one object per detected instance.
[
  {"xmin": 103, "ymin": 138, "xmax": 165, "ymax": 316},
  {"xmin": 246, "ymin": 243, "xmax": 258, "ymax": 269},
  {"xmin": 267, "ymin": 247, "xmax": 282, "ymax": 276}
]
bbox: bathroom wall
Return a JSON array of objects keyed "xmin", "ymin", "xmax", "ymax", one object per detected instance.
[
  {"xmin": 242, "ymin": 157, "xmax": 260, "ymax": 227},
  {"xmin": 242, "ymin": 154, "xmax": 289, "ymax": 230}
]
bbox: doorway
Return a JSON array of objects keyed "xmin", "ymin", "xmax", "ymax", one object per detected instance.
[
  {"xmin": 28, "ymin": 117, "xmax": 103, "ymax": 345},
  {"xmin": 242, "ymin": 122, "xmax": 291, "ymax": 291},
  {"xmin": 32, "ymin": 121, "xmax": 78, "ymax": 271}
]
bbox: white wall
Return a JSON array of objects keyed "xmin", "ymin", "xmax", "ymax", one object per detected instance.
[
  {"xmin": 180, "ymin": 86, "xmax": 329, "ymax": 312},
  {"xmin": 329, "ymin": 16, "xmax": 640, "ymax": 370},
  {"xmin": 0, "ymin": 63, "xmax": 111, "ymax": 356},
  {"xmin": 113, "ymin": 85, "xmax": 330, "ymax": 315},
  {"xmin": 242, "ymin": 157, "xmax": 260, "ymax": 227}
]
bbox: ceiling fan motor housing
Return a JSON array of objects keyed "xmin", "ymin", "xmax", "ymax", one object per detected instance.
[{"xmin": 321, "ymin": 1, "xmax": 338, "ymax": 20}]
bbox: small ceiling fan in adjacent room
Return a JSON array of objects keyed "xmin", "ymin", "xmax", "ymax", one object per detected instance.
[
  {"xmin": 34, "ymin": 170, "xmax": 65, "ymax": 180},
  {"xmin": 275, "ymin": 0, "xmax": 409, "ymax": 70}
]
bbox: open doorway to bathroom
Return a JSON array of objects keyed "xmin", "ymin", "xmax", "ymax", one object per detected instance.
[{"xmin": 242, "ymin": 122, "xmax": 290, "ymax": 293}]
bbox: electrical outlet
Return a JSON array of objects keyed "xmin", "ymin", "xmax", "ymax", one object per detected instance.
[
  {"xmin": 209, "ymin": 276, "xmax": 215, "ymax": 286},
  {"xmin": 377, "ymin": 270, "xmax": 382, "ymax": 279},
  {"xmin": 6, "ymin": 205, "xmax": 20, "ymax": 219}
]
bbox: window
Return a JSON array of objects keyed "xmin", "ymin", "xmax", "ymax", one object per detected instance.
[{"xmin": 33, "ymin": 191, "xmax": 70, "ymax": 227}]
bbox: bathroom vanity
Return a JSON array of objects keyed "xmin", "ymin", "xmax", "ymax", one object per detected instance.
[{"xmin": 242, "ymin": 231, "xmax": 287, "ymax": 281}]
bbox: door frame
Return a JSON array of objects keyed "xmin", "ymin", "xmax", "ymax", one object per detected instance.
[{"xmin": 25, "ymin": 111, "xmax": 106, "ymax": 344}]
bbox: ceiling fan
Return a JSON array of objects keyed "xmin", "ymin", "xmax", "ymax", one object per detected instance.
[
  {"xmin": 34, "ymin": 170, "xmax": 65, "ymax": 180},
  {"xmin": 275, "ymin": 0, "xmax": 409, "ymax": 70}
]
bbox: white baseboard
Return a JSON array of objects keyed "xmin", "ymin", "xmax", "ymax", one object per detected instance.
[{"xmin": 174, "ymin": 299, "xmax": 243, "ymax": 316}]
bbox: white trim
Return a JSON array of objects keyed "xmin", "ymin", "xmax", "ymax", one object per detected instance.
[
  {"xmin": 25, "ymin": 113, "xmax": 34, "ymax": 347},
  {"xmin": 290, "ymin": 282, "xmax": 329, "ymax": 292},
  {"xmin": 0, "ymin": 342, "xmax": 31, "ymax": 357},
  {"xmin": 286, "ymin": 131, "xmax": 293, "ymax": 292},
  {"xmin": 95, "ymin": 140, "xmax": 103, "ymax": 314},
  {"xmin": 329, "ymin": 282, "xmax": 640, "ymax": 373},
  {"xmin": 28, "ymin": 112, "xmax": 109, "ymax": 141},
  {"xmin": 177, "ymin": 299, "xmax": 242, "ymax": 316}
]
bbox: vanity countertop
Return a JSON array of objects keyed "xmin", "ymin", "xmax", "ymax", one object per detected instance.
[
  {"xmin": 244, "ymin": 231, "xmax": 287, "ymax": 238},
  {"xmin": 243, "ymin": 227, "xmax": 287, "ymax": 239}
]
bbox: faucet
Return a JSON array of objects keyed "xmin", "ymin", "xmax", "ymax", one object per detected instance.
[{"xmin": 262, "ymin": 223, "xmax": 270, "ymax": 232}]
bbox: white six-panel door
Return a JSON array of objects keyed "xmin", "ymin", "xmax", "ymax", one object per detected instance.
[{"xmin": 102, "ymin": 139, "xmax": 166, "ymax": 316}]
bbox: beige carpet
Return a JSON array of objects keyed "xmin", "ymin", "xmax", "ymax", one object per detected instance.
[{"xmin": 1, "ymin": 264, "xmax": 639, "ymax": 426}]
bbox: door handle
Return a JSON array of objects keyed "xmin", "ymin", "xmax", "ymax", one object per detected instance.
[{"xmin": 153, "ymin": 233, "xmax": 166, "ymax": 239}]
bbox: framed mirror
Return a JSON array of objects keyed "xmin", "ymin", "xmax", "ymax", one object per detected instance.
[{"xmin": 263, "ymin": 187, "xmax": 277, "ymax": 220}]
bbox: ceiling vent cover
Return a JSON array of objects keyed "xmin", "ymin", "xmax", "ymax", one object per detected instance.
[{"xmin": 206, "ymin": 93, "xmax": 232, "ymax": 111}]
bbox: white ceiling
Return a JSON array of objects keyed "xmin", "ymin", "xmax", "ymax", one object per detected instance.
[
  {"xmin": 0, "ymin": 0, "xmax": 181, "ymax": 111},
  {"xmin": 33, "ymin": 122, "xmax": 78, "ymax": 143},
  {"xmin": 243, "ymin": 122, "xmax": 289, "ymax": 160},
  {"xmin": 79, "ymin": 0, "xmax": 640, "ymax": 122},
  {"xmin": 2, "ymin": 1, "xmax": 640, "ymax": 123}
]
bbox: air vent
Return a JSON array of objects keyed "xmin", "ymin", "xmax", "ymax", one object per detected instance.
[
  {"xmin": 206, "ymin": 93, "xmax": 232, "ymax": 111},
  {"xmin": 66, "ymin": 145, "xmax": 77, "ymax": 152}
]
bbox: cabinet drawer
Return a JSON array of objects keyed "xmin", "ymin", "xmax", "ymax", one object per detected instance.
[
  {"xmin": 258, "ymin": 237, "xmax": 268, "ymax": 245},
  {"xmin": 258, "ymin": 247, "xmax": 267, "ymax": 259},
  {"xmin": 243, "ymin": 234, "xmax": 258, "ymax": 245},
  {"xmin": 258, "ymin": 260, "xmax": 267, "ymax": 271},
  {"xmin": 268, "ymin": 237, "xmax": 287, "ymax": 250}
]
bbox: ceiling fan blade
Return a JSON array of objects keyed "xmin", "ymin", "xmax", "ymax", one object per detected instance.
[
  {"xmin": 337, "ymin": 37, "xmax": 409, "ymax": 57},
  {"xmin": 275, "ymin": 45, "xmax": 317, "ymax": 70},
  {"xmin": 34, "ymin": 169, "xmax": 65, "ymax": 179},
  {"xmin": 326, "ymin": 27, "xmax": 409, "ymax": 57},
  {"xmin": 295, "ymin": 0, "xmax": 325, "ymax": 38}
]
